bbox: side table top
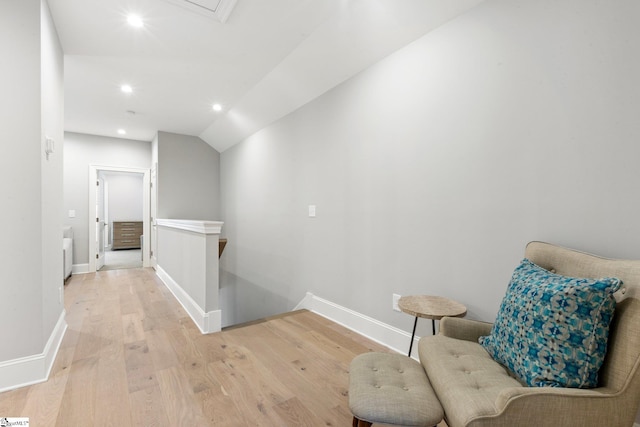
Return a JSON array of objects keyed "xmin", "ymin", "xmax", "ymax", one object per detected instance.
[{"xmin": 398, "ymin": 295, "xmax": 467, "ymax": 320}]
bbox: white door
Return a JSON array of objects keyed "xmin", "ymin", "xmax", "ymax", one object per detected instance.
[
  {"xmin": 150, "ymin": 164, "xmax": 157, "ymax": 268},
  {"xmin": 96, "ymin": 177, "xmax": 106, "ymax": 270}
]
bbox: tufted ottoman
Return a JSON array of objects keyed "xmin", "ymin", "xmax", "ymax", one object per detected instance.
[{"xmin": 349, "ymin": 352, "xmax": 443, "ymax": 427}]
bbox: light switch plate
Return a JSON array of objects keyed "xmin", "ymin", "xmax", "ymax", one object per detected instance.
[
  {"xmin": 68, "ymin": 210, "xmax": 76, "ymax": 218},
  {"xmin": 308, "ymin": 205, "xmax": 316, "ymax": 217},
  {"xmin": 393, "ymin": 294, "xmax": 402, "ymax": 312}
]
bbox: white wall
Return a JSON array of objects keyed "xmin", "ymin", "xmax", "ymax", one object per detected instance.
[
  {"xmin": 63, "ymin": 132, "xmax": 151, "ymax": 265},
  {"xmin": 0, "ymin": 0, "xmax": 44, "ymax": 361},
  {"xmin": 40, "ymin": 0, "xmax": 65, "ymax": 345},
  {"xmin": 103, "ymin": 172, "xmax": 144, "ymax": 222},
  {"xmin": 219, "ymin": 0, "xmax": 640, "ymax": 333},
  {"xmin": 0, "ymin": 0, "xmax": 64, "ymax": 369}
]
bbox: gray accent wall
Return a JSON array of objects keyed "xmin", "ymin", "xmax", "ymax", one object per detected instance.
[
  {"xmin": 156, "ymin": 131, "xmax": 221, "ymax": 220},
  {"xmin": 0, "ymin": 0, "xmax": 64, "ymax": 362},
  {"xmin": 63, "ymin": 132, "xmax": 151, "ymax": 265},
  {"xmin": 219, "ymin": 0, "xmax": 640, "ymax": 330}
]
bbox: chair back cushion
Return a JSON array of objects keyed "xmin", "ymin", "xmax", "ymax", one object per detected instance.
[
  {"xmin": 524, "ymin": 241, "xmax": 640, "ymax": 392},
  {"xmin": 479, "ymin": 258, "xmax": 620, "ymax": 388}
]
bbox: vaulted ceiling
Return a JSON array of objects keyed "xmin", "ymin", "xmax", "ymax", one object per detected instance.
[{"xmin": 48, "ymin": 0, "xmax": 484, "ymax": 152}]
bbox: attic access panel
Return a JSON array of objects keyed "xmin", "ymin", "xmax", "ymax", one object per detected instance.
[{"xmin": 164, "ymin": 0, "xmax": 237, "ymax": 23}]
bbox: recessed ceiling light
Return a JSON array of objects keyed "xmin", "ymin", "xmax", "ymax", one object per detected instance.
[
  {"xmin": 127, "ymin": 14, "xmax": 144, "ymax": 28},
  {"xmin": 117, "ymin": 129, "xmax": 127, "ymax": 135},
  {"xmin": 212, "ymin": 103, "xmax": 223, "ymax": 112},
  {"xmin": 121, "ymin": 85, "xmax": 133, "ymax": 94}
]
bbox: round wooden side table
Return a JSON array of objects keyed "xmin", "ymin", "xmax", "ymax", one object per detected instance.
[{"xmin": 398, "ymin": 295, "xmax": 467, "ymax": 357}]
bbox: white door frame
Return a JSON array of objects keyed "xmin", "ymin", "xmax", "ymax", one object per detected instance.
[
  {"xmin": 88, "ymin": 164, "xmax": 151, "ymax": 272},
  {"xmin": 95, "ymin": 175, "xmax": 106, "ymax": 270}
]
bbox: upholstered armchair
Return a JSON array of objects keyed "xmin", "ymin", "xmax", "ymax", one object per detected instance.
[{"xmin": 419, "ymin": 242, "xmax": 640, "ymax": 427}]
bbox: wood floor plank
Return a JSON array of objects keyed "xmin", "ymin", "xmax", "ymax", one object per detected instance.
[
  {"xmin": 0, "ymin": 268, "xmax": 402, "ymax": 426},
  {"xmin": 55, "ymin": 355, "xmax": 99, "ymax": 426},
  {"xmin": 140, "ymin": 299, "xmax": 180, "ymax": 332},
  {"xmin": 293, "ymin": 310, "xmax": 391, "ymax": 354},
  {"xmin": 205, "ymin": 358, "xmax": 288, "ymax": 426},
  {"xmin": 72, "ymin": 311, "xmax": 110, "ymax": 362},
  {"xmin": 129, "ymin": 384, "xmax": 171, "ymax": 427},
  {"xmin": 211, "ymin": 337, "xmax": 294, "ymax": 405},
  {"xmin": 95, "ymin": 289, "xmax": 132, "ymax": 426},
  {"xmin": 195, "ymin": 386, "xmax": 245, "ymax": 426},
  {"xmin": 118, "ymin": 283, "xmax": 143, "ymax": 316},
  {"xmin": 145, "ymin": 328, "xmax": 180, "ymax": 371},
  {"xmin": 273, "ymin": 396, "xmax": 323, "ymax": 427},
  {"xmin": 225, "ymin": 324, "xmax": 350, "ymax": 426},
  {"xmin": 0, "ymin": 385, "xmax": 30, "ymax": 417},
  {"xmin": 166, "ymin": 323, "xmax": 205, "ymax": 366},
  {"xmin": 192, "ymin": 330, "xmax": 228, "ymax": 364},
  {"xmin": 122, "ymin": 313, "xmax": 146, "ymax": 344},
  {"xmin": 94, "ymin": 354, "xmax": 133, "ymax": 427},
  {"xmin": 123, "ymin": 340, "xmax": 158, "ymax": 393},
  {"xmin": 156, "ymin": 365, "xmax": 210, "ymax": 427},
  {"xmin": 18, "ymin": 346, "xmax": 74, "ymax": 426}
]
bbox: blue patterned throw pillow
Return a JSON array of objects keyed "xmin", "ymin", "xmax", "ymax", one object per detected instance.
[{"xmin": 479, "ymin": 259, "xmax": 621, "ymax": 388}]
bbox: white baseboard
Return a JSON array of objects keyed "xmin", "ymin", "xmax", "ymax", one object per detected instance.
[
  {"xmin": 293, "ymin": 292, "xmax": 314, "ymax": 311},
  {"xmin": 297, "ymin": 292, "xmax": 419, "ymax": 358},
  {"xmin": 72, "ymin": 263, "xmax": 89, "ymax": 274},
  {"xmin": 155, "ymin": 265, "xmax": 221, "ymax": 334},
  {"xmin": 0, "ymin": 310, "xmax": 67, "ymax": 393}
]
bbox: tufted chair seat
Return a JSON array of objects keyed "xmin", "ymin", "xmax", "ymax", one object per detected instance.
[
  {"xmin": 419, "ymin": 324, "xmax": 524, "ymax": 426},
  {"xmin": 349, "ymin": 352, "xmax": 443, "ymax": 426},
  {"xmin": 419, "ymin": 319, "xmax": 524, "ymax": 426}
]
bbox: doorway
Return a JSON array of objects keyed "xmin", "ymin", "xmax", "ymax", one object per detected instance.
[
  {"xmin": 100, "ymin": 171, "xmax": 144, "ymax": 270},
  {"xmin": 88, "ymin": 165, "xmax": 151, "ymax": 272}
]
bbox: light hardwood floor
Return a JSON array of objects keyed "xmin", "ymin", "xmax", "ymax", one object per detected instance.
[{"xmin": 0, "ymin": 268, "xmax": 409, "ymax": 426}]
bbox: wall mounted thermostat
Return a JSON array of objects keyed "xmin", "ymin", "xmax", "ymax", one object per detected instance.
[{"xmin": 45, "ymin": 136, "xmax": 55, "ymax": 160}]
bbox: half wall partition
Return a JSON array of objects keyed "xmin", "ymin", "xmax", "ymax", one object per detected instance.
[{"xmin": 155, "ymin": 219, "xmax": 223, "ymax": 333}]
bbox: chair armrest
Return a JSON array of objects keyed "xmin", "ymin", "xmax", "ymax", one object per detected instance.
[
  {"xmin": 496, "ymin": 386, "xmax": 614, "ymax": 407},
  {"xmin": 466, "ymin": 386, "xmax": 622, "ymax": 427},
  {"xmin": 439, "ymin": 317, "xmax": 493, "ymax": 342}
]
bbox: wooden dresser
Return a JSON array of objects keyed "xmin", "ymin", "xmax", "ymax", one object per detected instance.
[{"xmin": 112, "ymin": 221, "xmax": 143, "ymax": 249}]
